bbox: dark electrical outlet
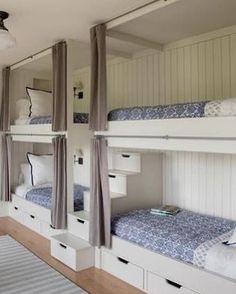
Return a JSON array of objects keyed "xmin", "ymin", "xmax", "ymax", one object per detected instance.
[
  {"xmin": 78, "ymin": 91, "xmax": 83, "ymax": 99},
  {"xmin": 78, "ymin": 157, "xmax": 83, "ymax": 165}
]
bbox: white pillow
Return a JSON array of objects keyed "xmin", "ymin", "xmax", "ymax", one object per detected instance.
[
  {"xmin": 20, "ymin": 163, "xmax": 32, "ymax": 186},
  {"xmin": 220, "ymin": 98, "xmax": 236, "ymax": 116},
  {"xmin": 226, "ymin": 228, "xmax": 236, "ymax": 246},
  {"xmin": 26, "ymin": 87, "xmax": 52, "ymax": 117},
  {"xmin": 16, "ymin": 98, "xmax": 31, "ymax": 118},
  {"xmin": 27, "ymin": 153, "xmax": 54, "ymax": 186}
]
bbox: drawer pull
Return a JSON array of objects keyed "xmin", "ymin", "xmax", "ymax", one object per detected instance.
[
  {"xmin": 59, "ymin": 243, "xmax": 67, "ymax": 249},
  {"xmin": 50, "ymin": 224, "xmax": 55, "ymax": 229},
  {"xmin": 117, "ymin": 257, "xmax": 129, "ymax": 265},
  {"xmin": 121, "ymin": 154, "xmax": 131, "ymax": 158},
  {"xmin": 109, "ymin": 174, "xmax": 116, "ymax": 178},
  {"xmin": 30, "ymin": 215, "xmax": 35, "ymax": 219},
  {"xmin": 166, "ymin": 279, "xmax": 182, "ymax": 289},
  {"xmin": 77, "ymin": 218, "xmax": 85, "ymax": 224},
  {"xmin": 14, "ymin": 206, "xmax": 18, "ymax": 210}
]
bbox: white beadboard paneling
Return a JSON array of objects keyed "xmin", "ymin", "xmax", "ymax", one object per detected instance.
[
  {"xmin": 163, "ymin": 151, "xmax": 236, "ymax": 220},
  {"xmin": 74, "ymin": 30, "xmax": 236, "ymax": 113}
]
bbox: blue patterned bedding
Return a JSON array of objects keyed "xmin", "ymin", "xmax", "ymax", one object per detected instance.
[
  {"xmin": 28, "ymin": 102, "xmax": 207, "ymax": 124},
  {"xmin": 29, "ymin": 113, "xmax": 89, "ymax": 124},
  {"xmin": 25, "ymin": 184, "xmax": 89, "ymax": 211},
  {"xmin": 108, "ymin": 101, "xmax": 207, "ymax": 121},
  {"xmin": 111, "ymin": 209, "xmax": 236, "ymax": 265}
]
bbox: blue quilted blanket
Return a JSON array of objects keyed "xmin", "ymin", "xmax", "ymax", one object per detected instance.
[
  {"xmin": 111, "ymin": 209, "xmax": 236, "ymax": 265},
  {"xmin": 29, "ymin": 113, "xmax": 89, "ymax": 124},
  {"xmin": 26, "ymin": 184, "xmax": 89, "ymax": 211}
]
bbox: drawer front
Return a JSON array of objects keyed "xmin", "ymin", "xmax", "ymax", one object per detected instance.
[
  {"xmin": 51, "ymin": 239, "xmax": 76, "ymax": 270},
  {"xmin": 113, "ymin": 152, "xmax": 141, "ymax": 173},
  {"xmin": 41, "ymin": 222, "xmax": 65, "ymax": 239},
  {"xmin": 102, "ymin": 251, "xmax": 144, "ymax": 290},
  {"xmin": 67, "ymin": 214, "xmax": 89, "ymax": 241},
  {"xmin": 24, "ymin": 213, "xmax": 41, "ymax": 233},
  {"xmin": 9, "ymin": 205, "xmax": 25, "ymax": 224},
  {"xmin": 147, "ymin": 271, "xmax": 197, "ymax": 294},
  {"xmin": 109, "ymin": 173, "xmax": 127, "ymax": 195}
]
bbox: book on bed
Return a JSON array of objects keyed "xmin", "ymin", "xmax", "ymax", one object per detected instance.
[{"xmin": 150, "ymin": 205, "xmax": 180, "ymax": 216}]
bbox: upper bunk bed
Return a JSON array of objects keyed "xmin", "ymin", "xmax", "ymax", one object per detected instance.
[
  {"xmin": 8, "ymin": 41, "xmax": 92, "ymax": 137},
  {"xmin": 91, "ymin": 0, "xmax": 236, "ymax": 154}
]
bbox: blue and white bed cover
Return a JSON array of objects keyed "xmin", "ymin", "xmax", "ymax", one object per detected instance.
[
  {"xmin": 111, "ymin": 209, "xmax": 236, "ymax": 267},
  {"xmin": 28, "ymin": 101, "xmax": 207, "ymax": 124},
  {"xmin": 29, "ymin": 113, "xmax": 89, "ymax": 124},
  {"xmin": 25, "ymin": 184, "xmax": 89, "ymax": 211}
]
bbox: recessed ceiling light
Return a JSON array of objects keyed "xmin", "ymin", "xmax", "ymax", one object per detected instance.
[{"xmin": 0, "ymin": 11, "xmax": 16, "ymax": 50}]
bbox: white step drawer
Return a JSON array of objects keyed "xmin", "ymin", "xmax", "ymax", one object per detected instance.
[
  {"xmin": 24, "ymin": 213, "xmax": 41, "ymax": 233},
  {"xmin": 113, "ymin": 152, "xmax": 141, "ymax": 173},
  {"xmin": 9, "ymin": 205, "xmax": 25, "ymax": 225},
  {"xmin": 102, "ymin": 251, "xmax": 144, "ymax": 290},
  {"xmin": 51, "ymin": 233, "xmax": 94, "ymax": 271},
  {"xmin": 109, "ymin": 172, "xmax": 127, "ymax": 196},
  {"xmin": 147, "ymin": 271, "xmax": 198, "ymax": 294},
  {"xmin": 41, "ymin": 222, "xmax": 65, "ymax": 239},
  {"xmin": 68, "ymin": 211, "xmax": 89, "ymax": 241}
]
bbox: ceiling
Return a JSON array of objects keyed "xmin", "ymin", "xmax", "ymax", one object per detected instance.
[
  {"xmin": 1, "ymin": 0, "xmax": 236, "ymax": 70},
  {"xmin": 0, "ymin": 0, "xmax": 154, "ymax": 68},
  {"xmin": 115, "ymin": 0, "xmax": 236, "ymax": 45}
]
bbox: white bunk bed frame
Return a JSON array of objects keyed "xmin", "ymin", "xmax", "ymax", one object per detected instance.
[{"xmin": 95, "ymin": 0, "xmax": 236, "ymax": 293}]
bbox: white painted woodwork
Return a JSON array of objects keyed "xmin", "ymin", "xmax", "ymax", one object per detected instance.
[
  {"xmin": 147, "ymin": 271, "xmax": 198, "ymax": 294},
  {"xmin": 67, "ymin": 211, "xmax": 89, "ymax": 241},
  {"xmin": 51, "ymin": 232, "xmax": 94, "ymax": 271},
  {"xmin": 101, "ymin": 250, "xmax": 144, "ymax": 290}
]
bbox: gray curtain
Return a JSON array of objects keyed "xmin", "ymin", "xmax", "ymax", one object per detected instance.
[
  {"xmin": 89, "ymin": 137, "xmax": 111, "ymax": 248},
  {"xmin": 52, "ymin": 42, "xmax": 67, "ymax": 132},
  {"xmin": 89, "ymin": 24, "xmax": 107, "ymax": 131},
  {"xmin": 0, "ymin": 67, "xmax": 10, "ymax": 132},
  {"xmin": 51, "ymin": 136, "xmax": 67, "ymax": 229},
  {"xmin": 0, "ymin": 134, "xmax": 12, "ymax": 201}
]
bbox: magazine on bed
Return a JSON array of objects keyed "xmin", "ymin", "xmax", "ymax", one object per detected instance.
[{"xmin": 150, "ymin": 205, "xmax": 180, "ymax": 216}]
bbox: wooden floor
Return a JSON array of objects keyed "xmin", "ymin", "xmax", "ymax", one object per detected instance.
[{"xmin": 0, "ymin": 217, "xmax": 144, "ymax": 294}]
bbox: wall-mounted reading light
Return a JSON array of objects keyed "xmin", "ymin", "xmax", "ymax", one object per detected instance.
[
  {"xmin": 74, "ymin": 81, "xmax": 84, "ymax": 99},
  {"xmin": 74, "ymin": 149, "xmax": 84, "ymax": 164}
]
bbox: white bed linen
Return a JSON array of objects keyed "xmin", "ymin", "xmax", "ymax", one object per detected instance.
[
  {"xmin": 14, "ymin": 118, "xmax": 31, "ymax": 125},
  {"xmin": 205, "ymin": 242, "xmax": 236, "ymax": 280}
]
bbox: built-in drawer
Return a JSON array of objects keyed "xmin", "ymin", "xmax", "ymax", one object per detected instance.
[
  {"xmin": 40, "ymin": 222, "xmax": 65, "ymax": 239},
  {"xmin": 102, "ymin": 250, "xmax": 144, "ymax": 290},
  {"xmin": 109, "ymin": 172, "xmax": 127, "ymax": 197},
  {"xmin": 113, "ymin": 152, "xmax": 141, "ymax": 173},
  {"xmin": 67, "ymin": 211, "xmax": 89, "ymax": 241},
  {"xmin": 147, "ymin": 271, "xmax": 198, "ymax": 294},
  {"xmin": 9, "ymin": 205, "xmax": 25, "ymax": 225},
  {"xmin": 24, "ymin": 213, "xmax": 41, "ymax": 233},
  {"xmin": 51, "ymin": 233, "xmax": 94, "ymax": 271}
]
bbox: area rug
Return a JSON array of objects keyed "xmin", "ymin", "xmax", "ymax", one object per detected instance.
[{"xmin": 0, "ymin": 235, "xmax": 87, "ymax": 294}]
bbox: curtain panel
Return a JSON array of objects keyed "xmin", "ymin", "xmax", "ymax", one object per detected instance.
[
  {"xmin": 51, "ymin": 136, "xmax": 67, "ymax": 229},
  {"xmin": 89, "ymin": 24, "xmax": 107, "ymax": 131},
  {"xmin": 52, "ymin": 42, "xmax": 67, "ymax": 132},
  {"xmin": 0, "ymin": 134, "xmax": 12, "ymax": 201},
  {"xmin": 0, "ymin": 67, "xmax": 10, "ymax": 132},
  {"xmin": 89, "ymin": 137, "xmax": 111, "ymax": 248}
]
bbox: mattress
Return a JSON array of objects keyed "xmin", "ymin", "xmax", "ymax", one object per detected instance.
[
  {"xmin": 16, "ymin": 184, "xmax": 89, "ymax": 211},
  {"xmin": 111, "ymin": 209, "xmax": 236, "ymax": 266},
  {"xmin": 14, "ymin": 113, "xmax": 89, "ymax": 125},
  {"xmin": 108, "ymin": 101, "xmax": 207, "ymax": 121}
]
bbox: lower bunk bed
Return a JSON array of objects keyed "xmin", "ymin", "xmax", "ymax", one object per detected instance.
[
  {"xmin": 100, "ymin": 209, "xmax": 236, "ymax": 294},
  {"xmin": 10, "ymin": 183, "xmax": 89, "ymax": 239}
]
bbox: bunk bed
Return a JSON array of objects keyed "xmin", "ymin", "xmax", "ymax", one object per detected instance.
[{"xmin": 88, "ymin": 0, "xmax": 236, "ymax": 293}]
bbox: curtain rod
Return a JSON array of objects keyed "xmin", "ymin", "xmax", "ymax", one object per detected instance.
[
  {"xmin": 9, "ymin": 45, "xmax": 53, "ymax": 70},
  {"xmin": 105, "ymin": 0, "xmax": 178, "ymax": 30},
  {"xmin": 95, "ymin": 134, "xmax": 236, "ymax": 141},
  {"xmin": 6, "ymin": 133, "xmax": 65, "ymax": 137}
]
